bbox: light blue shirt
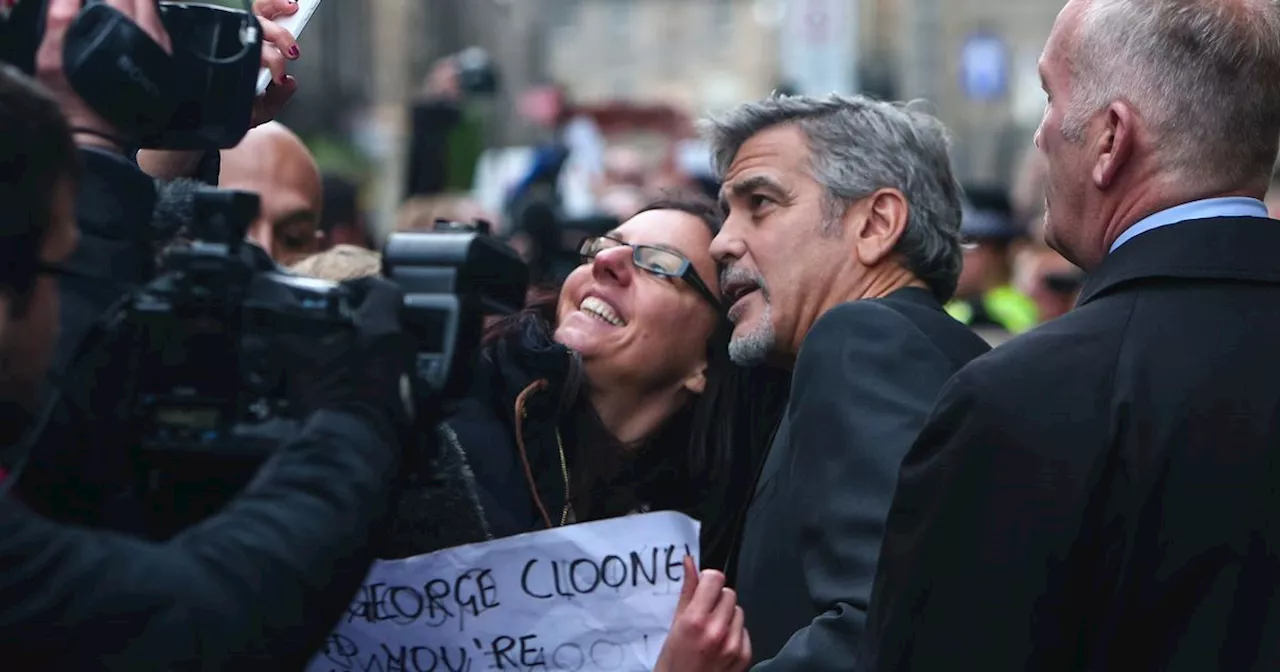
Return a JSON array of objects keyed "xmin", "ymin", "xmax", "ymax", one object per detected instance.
[{"xmin": 1109, "ymin": 197, "xmax": 1269, "ymax": 253}]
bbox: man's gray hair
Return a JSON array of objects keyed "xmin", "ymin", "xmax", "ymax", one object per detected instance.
[
  {"xmin": 1065, "ymin": 0, "xmax": 1280, "ymax": 185},
  {"xmin": 700, "ymin": 94, "xmax": 965, "ymax": 302}
]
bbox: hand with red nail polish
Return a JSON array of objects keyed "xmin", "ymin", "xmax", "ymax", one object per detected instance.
[{"xmin": 250, "ymin": 0, "xmax": 302, "ymax": 127}]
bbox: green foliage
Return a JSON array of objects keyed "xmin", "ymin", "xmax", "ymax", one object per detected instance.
[{"xmin": 303, "ymin": 134, "xmax": 374, "ymax": 182}]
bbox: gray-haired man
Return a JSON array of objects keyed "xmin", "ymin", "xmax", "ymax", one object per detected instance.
[{"xmin": 706, "ymin": 94, "xmax": 990, "ymax": 668}]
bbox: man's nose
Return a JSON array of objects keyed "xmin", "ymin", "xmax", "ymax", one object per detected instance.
[
  {"xmin": 709, "ymin": 228, "xmax": 744, "ymax": 265},
  {"xmin": 591, "ymin": 245, "xmax": 634, "ymax": 286}
]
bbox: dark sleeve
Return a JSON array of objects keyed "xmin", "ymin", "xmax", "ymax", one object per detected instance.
[
  {"xmin": 756, "ymin": 302, "xmax": 958, "ymax": 671},
  {"xmin": 856, "ymin": 366, "xmax": 1083, "ymax": 671},
  {"xmin": 0, "ymin": 409, "xmax": 399, "ymax": 670},
  {"xmin": 403, "ymin": 100, "xmax": 463, "ymax": 199},
  {"xmin": 54, "ymin": 147, "xmax": 158, "ymax": 373}
]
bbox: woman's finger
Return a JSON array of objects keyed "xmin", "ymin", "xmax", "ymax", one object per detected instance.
[
  {"xmin": 259, "ymin": 16, "xmax": 300, "ymax": 60},
  {"xmin": 254, "ymin": 0, "xmax": 299, "ymax": 21},
  {"xmin": 254, "ymin": 75, "xmax": 297, "ymax": 127},
  {"xmin": 738, "ymin": 623, "xmax": 753, "ymax": 669},
  {"xmin": 710, "ymin": 587, "xmax": 737, "ymax": 633},
  {"xmin": 673, "ymin": 555, "xmax": 699, "ymax": 615},
  {"xmin": 686, "ymin": 569, "xmax": 726, "ymax": 617},
  {"xmin": 261, "ymin": 41, "xmax": 287, "ymax": 84},
  {"xmin": 721, "ymin": 606, "xmax": 745, "ymax": 664}
]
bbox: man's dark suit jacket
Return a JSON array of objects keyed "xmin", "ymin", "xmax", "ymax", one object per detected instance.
[
  {"xmin": 733, "ymin": 287, "xmax": 991, "ymax": 668},
  {"xmin": 860, "ymin": 216, "xmax": 1280, "ymax": 672}
]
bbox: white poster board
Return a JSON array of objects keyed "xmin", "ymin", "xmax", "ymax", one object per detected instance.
[{"xmin": 307, "ymin": 512, "xmax": 701, "ymax": 672}]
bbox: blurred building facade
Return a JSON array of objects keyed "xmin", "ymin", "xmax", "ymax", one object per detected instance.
[
  {"xmin": 543, "ymin": 0, "xmax": 782, "ymax": 113},
  {"xmin": 266, "ymin": 0, "xmax": 1067, "ymax": 224},
  {"xmin": 895, "ymin": 0, "xmax": 1061, "ymax": 185}
]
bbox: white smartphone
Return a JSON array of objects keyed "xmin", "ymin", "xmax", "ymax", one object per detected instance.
[{"xmin": 255, "ymin": 0, "xmax": 324, "ymax": 95}]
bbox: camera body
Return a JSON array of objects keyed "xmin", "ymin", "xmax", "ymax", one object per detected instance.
[
  {"xmin": 96, "ymin": 185, "xmax": 528, "ymax": 537},
  {"xmin": 0, "ymin": 0, "xmax": 262, "ymax": 149},
  {"xmin": 124, "ymin": 188, "xmax": 354, "ymax": 459}
]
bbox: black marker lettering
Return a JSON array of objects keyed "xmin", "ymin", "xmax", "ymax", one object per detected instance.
[
  {"xmin": 569, "ymin": 558, "xmax": 602, "ymax": 594},
  {"xmin": 388, "ymin": 586, "xmax": 425, "ymax": 623},
  {"xmin": 425, "ymin": 579, "xmax": 454, "ymax": 624},
  {"xmin": 439, "ymin": 646, "xmax": 470, "ymax": 672},
  {"xmin": 551, "ymin": 643, "xmax": 584, "ymax": 671},
  {"xmin": 518, "ymin": 634, "xmax": 545, "ymax": 667},
  {"xmin": 487, "ymin": 635, "xmax": 518, "ymax": 670},
  {"xmin": 664, "ymin": 545, "xmax": 683, "ymax": 582},
  {"xmin": 477, "ymin": 569, "xmax": 500, "ymax": 609},
  {"xmin": 387, "ymin": 643, "xmax": 411, "ymax": 671},
  {"xmin": 409, "ymin": 646, "xmax": 437, "ymax": 672},
  {"xmin": 600, "ymin": 555, "xmax": 626, "ymax": 589},
  {"xmin": 589, "ymin": 639, "xmax": 625, "ymax": 670},
  {"xmin": 321, "ymin": 632, "xmax": 360, "ymax": 669},
  {"xmin": 551, "ymin": 562, "xmax": 574, "ymax": 598},
  {"xmin": 630, "ymin": 549, "xmax": 658, "ymax": 587},
  {"xmin": 521, "ymin": 559, "xmax": 553, "ymax": 599}
]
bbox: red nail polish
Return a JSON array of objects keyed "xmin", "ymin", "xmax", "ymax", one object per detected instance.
[{"xmin": 289, "ymin": 45, "xmax": 299, "ymax": 58}]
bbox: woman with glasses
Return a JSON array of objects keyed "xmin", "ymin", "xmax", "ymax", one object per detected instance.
[{"xmin": 381, "ymin": 195, "xmax": 789, "ymax": 578}]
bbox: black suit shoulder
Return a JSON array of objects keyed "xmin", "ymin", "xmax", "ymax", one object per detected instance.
[
  {"xmin": 805, "ymin": 289, "xmax": 990, "ymax": 374},
  {"xmin": 947, "ymin": 291, "xmax": 1136, "ymax": 425},
  {"xmin": 739, "ymin": 291, "xmax": 988, "ymax": 666}
]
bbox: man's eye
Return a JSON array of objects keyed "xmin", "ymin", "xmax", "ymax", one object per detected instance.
[{"xmin": 749, "ymin": 194, "xmax": 773, "ymax": 210}]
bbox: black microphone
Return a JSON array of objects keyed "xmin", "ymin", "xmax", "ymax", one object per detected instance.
[
  {"xmin": 151, "ymin": 177, "xmax": 205, "ymax": 242},
  {"xmin": 151, "ymin": 178, "xmax": 283, "ymax": 273}
]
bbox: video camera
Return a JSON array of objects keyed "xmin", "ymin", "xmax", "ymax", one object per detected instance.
[
  {"xmin": 1, "ymin": 0, "xmax": 263, "ymax": 148},
  {"xmin": 93, "ymin": 186, "xmax": 527, "ymax": 536}
]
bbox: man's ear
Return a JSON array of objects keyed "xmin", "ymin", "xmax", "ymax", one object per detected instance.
[
  {"xmin": 1093, "ymin": 101, "xmax": 1135, "ymax": 190},
  {"xmin": 681, "ymin": 360, "xmax": 708, "ymax": 396},
  {"xmin": 850, "ymin": 189, "xmax": 910, "ymax": 267}
]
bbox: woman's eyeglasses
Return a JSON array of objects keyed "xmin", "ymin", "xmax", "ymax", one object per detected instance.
[{"xmin": 578, "ymin": 235, "xmax": 722, "ymax": 310}]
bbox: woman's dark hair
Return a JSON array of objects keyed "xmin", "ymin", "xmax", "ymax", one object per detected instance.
[
  {"xmin": 0, "ymin": 65, "xmax": 78, "ymax": 315},
  {"xmin": 484, "ymin": 192, "xmax": 789, "ymax": 572}
]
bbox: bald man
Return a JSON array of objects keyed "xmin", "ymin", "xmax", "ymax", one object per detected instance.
[{"xmin": 220, "ymin": 121, "xmax": 323, "ymax": 266}]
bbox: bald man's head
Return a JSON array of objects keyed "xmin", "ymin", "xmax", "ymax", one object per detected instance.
[{"xmin": 220, "ymin": 122, "xmax": 324, "ymax": 266}]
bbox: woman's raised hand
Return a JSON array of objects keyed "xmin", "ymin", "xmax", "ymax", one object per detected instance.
[{"xmin": 654, "ymin": 555, "xmax": 753, "ymax": 672}]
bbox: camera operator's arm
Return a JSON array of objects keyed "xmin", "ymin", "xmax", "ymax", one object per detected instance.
[
  {"xmin": 0, "ymin": 280, "xmax": 414, "ymax": 670},
  {"xmin": 36, "ymin": 0, "xmax": 169, "ymax": 371}
]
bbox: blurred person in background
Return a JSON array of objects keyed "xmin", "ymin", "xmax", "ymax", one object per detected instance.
[
  {"xmin": 220, "ymin": 121, "xmax": 323, "ymax": 266},
  {"xmin": 403, "ymin": 57, "xmax": 487, "ymax": 200},
  {"xmin": 396, "ymin": 192, "xmax": 499, "ymax": 234},
  {"xmin": 946, "ymin": 185, "xmax": 1039, "ymax": 343},
  {"xmin": 1011, "ymin": 142, "xmax": 1051, "ymax": 240},
  {"xmin": 861, "ymin": 0, "xmax": 1280, "ymax": 668},
  {"xmin": 320, "ymin": 174, "xmax": 373, "ymax": 250},
  {"xmin": 1014, "ymin": 238, "xmax": 1086, "ymax": 323},
  {"xmin": 1264, "ymin": 163, "xmax": 1280, "ymax": 218},
  {"xmin": 596, "ymin": 183, "xmax": 649, "ymax": 220},
  {"xmin": 705, "ymin": 94, "xmax": 990, "ymax": 668}
]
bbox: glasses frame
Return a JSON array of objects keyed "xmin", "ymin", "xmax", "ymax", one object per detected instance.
[{"xmin": 578, "ymin": 235, "xmax": 722, "ymax": 310}]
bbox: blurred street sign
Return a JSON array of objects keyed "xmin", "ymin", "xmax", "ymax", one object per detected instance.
[
  {"xmin": 960, "ymin": 33, "xmax": 1009, "ymax": 101},
  {"xmin": 779, "ymin": 0, "xmax": 858, "ymax": 96}
]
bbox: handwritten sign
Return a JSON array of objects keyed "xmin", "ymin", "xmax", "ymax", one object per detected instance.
[{"xmin": 308, "ymin": 511, "xmax": 701, "ymax": 672}]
